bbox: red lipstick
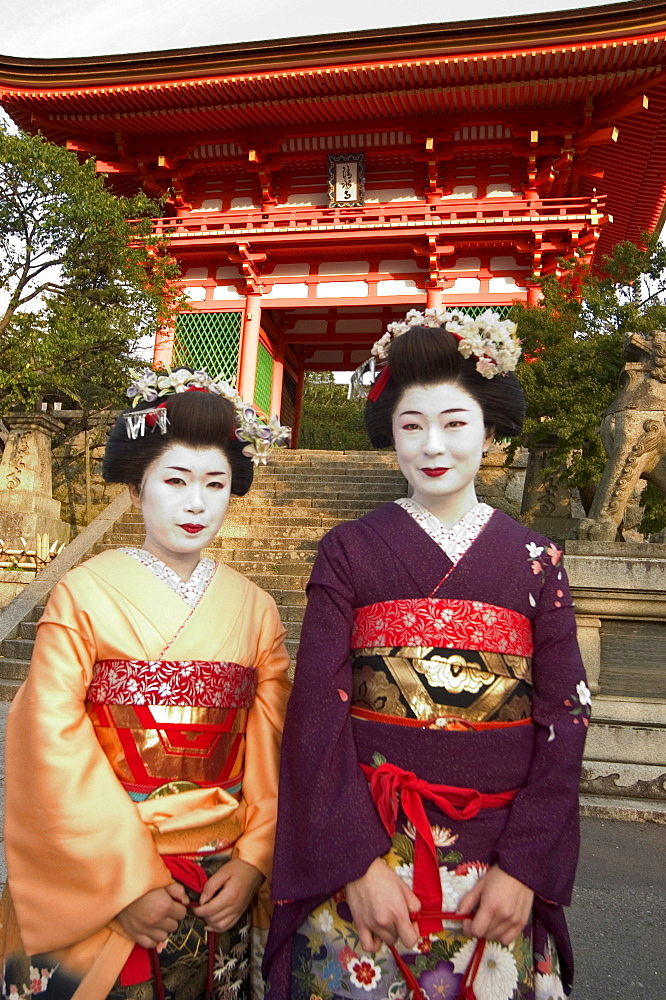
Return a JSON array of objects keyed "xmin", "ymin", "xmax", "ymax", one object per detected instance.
[
  {"xmin": 179, "ymin": 524, "xmax": 205, "ymax": 534},
  {"xmin": 422, "ymin": 468, "xmax": 449, "ymax": 478}
]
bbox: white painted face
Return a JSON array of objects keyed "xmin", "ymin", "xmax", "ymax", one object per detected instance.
[
  {"xmin": 392, "ymin": 382, "xmax": 493, "ymax": 525},
  {"xmin": 129, "ymin": 442, "xmax": 232, "ymax": 577}
]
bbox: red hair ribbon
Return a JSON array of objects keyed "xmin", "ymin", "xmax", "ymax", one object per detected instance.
[
  {"xmin": 144, "ymin": 401, "xmax": 168, "ymax": 428},
  {"xmin": 368, "ymin": 364, "xmax": 391, "ymax": 402}
]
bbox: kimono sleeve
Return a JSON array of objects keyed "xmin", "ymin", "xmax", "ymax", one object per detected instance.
[
  {"xmin": 233, "ymin": 595, "xmax": 291, "ymax": 880},
  {"xmin": 270, "ymin": 528, "xmax": 390, "ymax": 904},
  {"xmin": 4, "ymin": 574, "xmax": 171, "ymax": 955},
  {"xmin": 493, "ymin": 548, "xmax": 589, "ymax": 906}
]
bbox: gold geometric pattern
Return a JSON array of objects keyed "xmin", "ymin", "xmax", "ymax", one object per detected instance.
[{"xmin": 352, "ymin": 646, "xmax": 533, "ymax": 724}]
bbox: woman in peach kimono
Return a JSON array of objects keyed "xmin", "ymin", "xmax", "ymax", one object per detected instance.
[{"xmin": 1, "ymin": 371, "xmax": 291, "ymax": 1000}]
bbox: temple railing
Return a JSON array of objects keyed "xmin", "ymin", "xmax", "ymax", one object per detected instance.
[{"xmin": 145, "ymin": 195, "xmax": 609, "ymax": 244}]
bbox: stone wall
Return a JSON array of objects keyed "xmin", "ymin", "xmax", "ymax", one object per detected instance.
[
  {"xmin": 475, "ymin": 443, "xmax": 528, "ymax": 518},
  {"xmin": 51, "ymin": 420, "xmax": 123, "ymax": 531}
]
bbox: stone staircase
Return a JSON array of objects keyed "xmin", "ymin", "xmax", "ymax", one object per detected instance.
[
  {"xmin": 0, "ymin": 451, "xmax": 407, "ymax": 684},
  {"xmin": 1, "ymin": 450, "xmax": 664, "ymax": 822}
]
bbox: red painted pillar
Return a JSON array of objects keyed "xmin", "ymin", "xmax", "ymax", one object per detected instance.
[
  {"xmin": 290, "ymin": 364, "xmax": 305, "ymax": 449},
  {"xmin": 238, "ymin": 293, "xmax": 262, "ymax": 401},
  {"xmin": 426, "ymin": 286, "xmax": 443, "ymax": 309},
  {"xmin": 269, "ymin": 341, "xmax": 285, "ymax": 418},
  {"xmin": 153, "ymin": 316, "xmax": 175, "ymax": 367},
  {"xmin": 526, "ymin": 282, "xmax": 544, "ymax": 306}
]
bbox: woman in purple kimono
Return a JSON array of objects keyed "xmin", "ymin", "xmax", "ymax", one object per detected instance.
[{"xmin": 264, "ymin": 310, "xmax": 590, "ymax": 1000}]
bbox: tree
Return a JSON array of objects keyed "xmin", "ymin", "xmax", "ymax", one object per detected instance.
[
  {"xmin": 299, "ymin": 372, "xmax": 371, "ymax": 450},
  {"xmin": 510, "ymin": 232, "xmax": 666, "ymax": 531},
  {"xmin": 0, "ymin": 124, "xmax": 184, "ymax": 420}
]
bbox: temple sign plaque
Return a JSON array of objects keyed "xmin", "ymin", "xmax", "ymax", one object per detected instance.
[{"xmin": 328, "ymin": 153, "xmax": 365, "ymax": 207}]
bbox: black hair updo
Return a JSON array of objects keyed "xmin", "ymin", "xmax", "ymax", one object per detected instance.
[
  {"xmin": 364, "ymin": 324, "xmax": 525, "ymax": 448},
  {"xmin": 103, "ymin": 389, "xmax": 254, "ymax": 496}
]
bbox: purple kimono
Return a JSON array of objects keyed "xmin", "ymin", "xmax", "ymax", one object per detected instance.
[{"xmin": 265, "ymin": 503, "xmax": 589, "ymax": 1000}]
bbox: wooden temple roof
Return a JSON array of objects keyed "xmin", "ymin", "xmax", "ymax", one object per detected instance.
[{"xmin": 2, "ymin": 0, "xmax": 666, "ymax": 257}]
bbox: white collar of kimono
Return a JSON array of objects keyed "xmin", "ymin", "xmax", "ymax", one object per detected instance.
[
  {"xmin": 394, "ymin": 498, "xmax": 494, "ymax": 565},
  {"xmin": 119, "ymin": 547, "xmax": 216, "ymax": 609}
]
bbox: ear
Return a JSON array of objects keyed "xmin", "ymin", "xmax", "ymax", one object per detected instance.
[
  {"xmin": 483, "ymin": 426, "xmax": 495, "ymax": 454},
  {"xmin": 128, "ymin": 483, "xmax": 141, "ymax": 510}
]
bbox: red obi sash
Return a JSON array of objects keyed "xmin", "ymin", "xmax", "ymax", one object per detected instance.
[{"xmin": 352, "ymin": 599, "xmax": 533, "ymax": 657}]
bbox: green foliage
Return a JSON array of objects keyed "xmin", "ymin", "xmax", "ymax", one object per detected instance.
[
  {"xmin": 0, "ymin": 125, "xmax": 185, "ymax": 421},
  {"xmin": 510, "ymin": 233, "xmax": 666, "ymax": 529},
  {"xmin": 298, "ymin": 371, "xmax": 372, "ymax": 450}
]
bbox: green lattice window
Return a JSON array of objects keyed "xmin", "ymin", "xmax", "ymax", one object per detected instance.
[
  {"xmin": 455, "ymin": 306, "xmax": 512, "ymax": 319},
  {"xmin": 172, "ymin": 311, "xmax": 242, "ymax": 382},
  {"xmin": 254, "ymin": 342, "xmax": 274, "ymax": 416}
]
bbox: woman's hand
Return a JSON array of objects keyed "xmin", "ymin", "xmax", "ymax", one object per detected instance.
[
  {"xmin": 116, "ymin": 884, "xmax": 189, "ymax": 949},
  {"xmin": 345, "ymin": 857, "xmax": 421, "ymax": 952},
  {"xmin": 192, "ymin": 859, "xmax": 263, "ymax": 933},
  {"xmin": 457, "ymin": 865, "xmax": 534, "ymax": 945}
]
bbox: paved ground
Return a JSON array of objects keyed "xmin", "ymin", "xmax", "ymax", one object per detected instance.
[{"xmin": 0, "ymin": 702, "xmax": 665, "ymax": 997}]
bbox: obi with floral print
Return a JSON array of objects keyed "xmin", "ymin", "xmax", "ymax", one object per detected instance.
[{"xmin": 351, "ymin": 598, "xmax": 534, "ymax": 725}]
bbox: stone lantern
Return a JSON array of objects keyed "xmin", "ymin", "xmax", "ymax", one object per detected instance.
[{"xmin": 0, "ymin": 412, "xmax": 70, "ymax": 548}]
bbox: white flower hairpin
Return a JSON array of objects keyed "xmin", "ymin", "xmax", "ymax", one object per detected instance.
[
  {"xmin": 124, "ymin": 367, "xmax": 291, "ymax": 465},
  {"xmin": 371, "ymin": 307, "xmax": 521, "ymax": 379}
]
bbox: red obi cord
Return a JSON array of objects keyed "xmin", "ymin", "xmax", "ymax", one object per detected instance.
[
  {"xmin": 360, "ymin": 761, "xmax": 518, "ymax": 935},
  {"xmin": 361, "ymin": 762, "xmax": 518, "ymax": 999},
  {"xmin": 121, "ymin": 856, "xmax": 216, "ymax": 998}
]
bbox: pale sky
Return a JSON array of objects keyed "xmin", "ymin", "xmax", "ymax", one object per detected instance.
[{"xmin": 3, "ymin": 0, "xmax": 614, "ymax": 58}]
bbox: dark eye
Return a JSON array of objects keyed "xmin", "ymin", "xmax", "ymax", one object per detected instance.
[
  {"xmin": 165, "ymin": 476, "xmax": 186, "ymax": 485},
  {"xmin": 207, "ymin": 480, "xmax": 226, "ymax": 490}
]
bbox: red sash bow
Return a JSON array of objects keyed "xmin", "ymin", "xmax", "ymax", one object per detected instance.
[
  {"xmin": 361, "ymin": 762, "xmax": 519, "ymax": 999},
  {"xmin": 361, "ymin": 761, "xmax": 518, "ymax": 934}
]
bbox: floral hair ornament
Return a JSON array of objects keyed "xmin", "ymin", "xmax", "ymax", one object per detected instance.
[
  {"xmin": 370, "ymin": 307, "xmax": 521, "ymax": 383},
  {"xmin": 124, "ymin": 367, "xmax": 291, "ymax": 465}
]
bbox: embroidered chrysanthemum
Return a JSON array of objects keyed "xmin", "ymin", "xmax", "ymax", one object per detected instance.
[
  {"xmin": 451, "ymin": 940, "xmax": 476, "ymax": 975},
  {"xmin": 535, "ymin": 972, "xmax": 566, "ymax": 1000},
  {"xmin": 473, "ymin": 942, "xmax": 519, "ymax": 1000},
  {"xmin": 431, "ymin": 825, "xmax": 458, "ymax": 847},
  {"xmin": 349, "ymin": 956, "xmax": 382, "ymax": 990}
]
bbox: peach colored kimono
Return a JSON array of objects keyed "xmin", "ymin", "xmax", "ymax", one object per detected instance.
[{"xmin": 1, "ymin": 549, "xmax": 290, "ymax": 1000}]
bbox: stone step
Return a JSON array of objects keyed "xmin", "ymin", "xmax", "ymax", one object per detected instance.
[
  {"xmin": 0, "ymin": 678, "xmax": 23, "ymax": 700},
  {"xmin": 16, "ymin": 621, "xmax": 37, "ymax": 640},
  {"xmin": 283, "ymin": 619, "xmax": 303, "ymax": 640},
  {"xmin": 277, "ymin": 605, "xmax": 307, "ymax": 623},
  {"xmin": 271, "ymin": 451, "xmax": 398, "ymax": 462},
  {"xmin": 228, "ymin": 561, "xmax": 311, "ymax": 579},
  {"xmin": 1, "ymin": 638, "xmax": 35, "ymax": 661},
  {"xmin": 249, "ymin": 488, "xmax": 400, "ymax": 501},
  {"xmin": 258, "ymin": 472, "xmax": 405, "ymax": 484},
  {"xmin": 0, "ymin": 657, "xmax": 31, "ymax": 681},
  {"xmin": 253, "ymin": 585, "xmax": 307, "ymax": 604},
  {"xmin": 219, "ymin": 524, "xmax": 330, "ymax": 540},
  {"xmin": 222, "ymin": 513, "xmax": 341, "ymax": 527},
  {"xmin": 213, "ymin": 537, "xmax": 320, "ymax": 553},
  {"xmin": 214, "ymin": 547, "xmax": 317, "ymax": 563}
]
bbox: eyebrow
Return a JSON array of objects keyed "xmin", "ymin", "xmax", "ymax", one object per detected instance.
[
  {"xmin": 166, "ymin": 466, "xmax": 228, "ymax": 475},
  {"xmin": 398, "ymin": 408, "xmax": 470, "ymax": 417}
]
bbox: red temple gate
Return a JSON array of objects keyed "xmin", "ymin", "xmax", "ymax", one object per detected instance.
[{"xmin": 3, "ymin": 1, "xmax": 666, "ymax": 440}]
